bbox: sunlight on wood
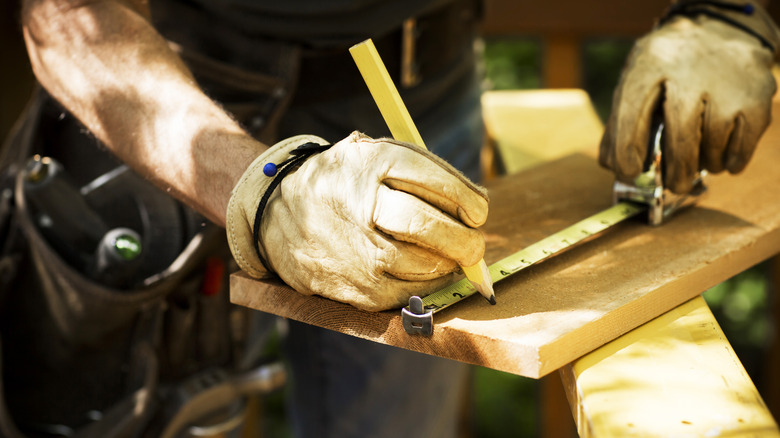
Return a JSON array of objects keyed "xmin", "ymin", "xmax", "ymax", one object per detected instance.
[
  {"xmin": 481, "ymin": 89, "xmax": 603, "ymax": 174},
  {"xmin": 563, "ymin": 296, "xmax": 780, "ymax": 437}
]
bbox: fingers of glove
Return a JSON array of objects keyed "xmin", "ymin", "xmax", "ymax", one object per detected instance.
[
  {"xmin": 353, "ymin": 275, "xmax": 455, "ymax": 312},
  {"xmin": 724, "ymin": 112, "xmax": 766, "ymax": 174},
  {"xmin": 723, "ymin": 74, "xmax": 775, "ymax": 173},
  {"xmin": 599, "ymin": 114, "xmax": 619, "ymax": 171},
  {"xmin": 268, "ymin": 233, "xmax": 456, "ymax": 311},
  {"xmin": 603, "ymin": 76, "xmax": 665, "ymax": 182},
  {"xmin": 381, "ymin": 241, "xmax": 459, "ymax": 281},
  {"xmin": 725, "ymin": 74, "xmax": 774, "ymax": 175},
  {"xmin": 700, "ymin": 102, "xmax": 733, "ymax": 174},
  {"xmin": 374, "ymin": 184, "xmax": 486, "ymax": 268},
  {"xmin": 663, "ymin": 89, "xmax": 706, "ymax": 194},
  {"xmin": 702, "ymin": 89, "xmax": 772, "ymax": 174},
  {"xmin": 374, "ymin": 141, "xmax": 489, "ymax": 228}
]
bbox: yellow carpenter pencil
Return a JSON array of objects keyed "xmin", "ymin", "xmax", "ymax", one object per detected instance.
[{"xmin": 349, "ymin": 39, "xmax": 496, "ymax": 305}]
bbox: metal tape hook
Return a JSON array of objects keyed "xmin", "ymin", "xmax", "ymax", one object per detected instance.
[
  {"xmin": 613, "ymin": 113, "xmax": 707, "ymax": 225},
  {"xmin": 402, "ymin": 296, "xmax": 433, "ymax": 335}
]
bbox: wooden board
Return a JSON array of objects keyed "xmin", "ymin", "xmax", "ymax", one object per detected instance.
[
  {"xmin": 231, "ymin": 100, "xmax": 780, "ymax": 378},
  {"xmin": 481, "ymin": 89, "xmax": 603, "ymax": 174},
  {"xmin": 480, "ymin": 0, "xmax": 780, "ymax": 37},
  {"xmin": 480, "ymin": 0, "xmax": 668, "ymax": 36},
  {"xmin": 561, "ymin": 296, "xmax": 780, "ymax": 437}
]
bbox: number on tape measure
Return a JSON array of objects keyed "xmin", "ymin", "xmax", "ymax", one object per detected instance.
[{"xmin": 413, "ymin": 202, "xmax": 645, "ymax": 314}]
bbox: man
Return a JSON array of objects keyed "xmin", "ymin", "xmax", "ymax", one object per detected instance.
[{"xmin": 0, "ymin": 0, "xmax": 777, "ymax": 436}]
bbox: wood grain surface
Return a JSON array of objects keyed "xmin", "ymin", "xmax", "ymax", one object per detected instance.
[
  {"xmin": 231, "ymin": 102, "xmax": 780, "ymax": 378},
  {"xmin": 562, "ymin": 296, "xmax": 780, "ymax": 437}
]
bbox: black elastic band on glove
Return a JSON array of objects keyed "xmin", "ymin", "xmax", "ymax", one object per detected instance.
[
  {"xmin": 252, "ymin": 142, "xmax": 332, "ymax": 270},
  {"xmin": 659, "ymin": 1, "xmax": 775, "ymax": 52}
]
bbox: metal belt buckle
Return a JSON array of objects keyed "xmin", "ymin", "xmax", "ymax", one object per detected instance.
[{"xmin": 613, "ymin": 120, "xmax": 707, "ymax": 225}]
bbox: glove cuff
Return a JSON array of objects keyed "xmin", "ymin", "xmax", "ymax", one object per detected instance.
[
  {"xmin": 659, "ymin": 0, "xmax": 780, "ymax": 58},
  {"xmin": 226, "ymin": 134, "xmax": 329, "ymax": 278}
]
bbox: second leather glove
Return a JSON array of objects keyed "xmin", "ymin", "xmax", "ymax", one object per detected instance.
[{"xmin": 600, "ymin": 4, "xmax": 779, "ymax": 194}]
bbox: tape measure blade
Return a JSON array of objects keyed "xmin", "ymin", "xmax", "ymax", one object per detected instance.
[
  {"xmin": 416, "ymin": 202, "xmax": 645, "ymax": 314},
  {"xmin": 421, "ymin": 277, "xmax": 477, "ymax": 312},
  {"xmin": 491, "ymin": 202, "xmax": 644, "ymax": 278}
]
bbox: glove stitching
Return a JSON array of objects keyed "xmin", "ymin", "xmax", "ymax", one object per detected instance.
[
  {"xmin": 226, "ymin": 134, "xmax": 328, "ymax": 278},
  {"xmin": 252, "ymin": 142, "xmax": 333, "ymax": 270},
  {"xmin": 227, "ymin": 165, "xmax": 265, "ymax": 278},
  {"xmin": 660, "ymin": 2, "xmax": 775, "ymax": 52},
  {"xmin": 380, "ymin": 138, "xmax": 489, "ymax": 200}
]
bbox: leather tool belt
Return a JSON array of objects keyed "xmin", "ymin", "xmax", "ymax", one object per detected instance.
[
  {"xmin": 156, "ymin": 0, "xmax": 482, "ymax": 142},
  {"xmin": 294, "ymin": 0, "xmax": 483, "ymax": 103}
]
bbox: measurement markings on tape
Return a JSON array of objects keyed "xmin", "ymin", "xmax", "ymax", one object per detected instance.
[
  {"xmin": 399, "ymin": 108, "xmax": 707, "ymax": 336},
  {"xmin": 402, "ymin": 202, "xmax": 646, "ymax": 331}
]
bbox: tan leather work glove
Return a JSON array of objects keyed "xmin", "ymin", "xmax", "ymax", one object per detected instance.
[
  {"xmin": 226, "ymin": 131, "xmax": 489, "ymax": 311},
  {"xmin": 600, "ymin": 1, "xmax": 780, "ymax": 194}
]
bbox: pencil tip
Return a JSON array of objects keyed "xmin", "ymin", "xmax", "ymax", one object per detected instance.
[{"xmin": 471, "ymin": 278, "xmax": 496, "ymax": 306}]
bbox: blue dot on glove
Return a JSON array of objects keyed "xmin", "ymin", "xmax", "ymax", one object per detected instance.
[{"xmin": 263, "ymin": 163, "xmax": 278, "ymax": 177}]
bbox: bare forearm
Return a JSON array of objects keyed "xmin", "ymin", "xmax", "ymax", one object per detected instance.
[{"xmin": 21, "ymin": 0, "xmax": 267, "ymax": 226}]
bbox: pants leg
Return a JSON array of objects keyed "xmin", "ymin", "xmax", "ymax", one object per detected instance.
[
  {"xmin": 283, "ymin": 320, "xmax": 469, "ymax": 438},
  {"xmin": 279, "ymin": 53, "xmax": 484, "ymax": 438}
]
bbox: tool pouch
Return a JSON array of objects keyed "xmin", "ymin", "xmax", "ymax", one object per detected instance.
[
  {"xmin": 0, "ymin": 64, "xmax": 288, "ymax": 436},
  {"xmin": 4, "ymin": 87, "xmax": 223, "ymax": 346},
  {"xmin": 0, "ymin": 5, "xmax": 299, "ymax": 431},
  {"xmin": 0, "ymin": 86, "xmax": 231, "ymax": 434}
]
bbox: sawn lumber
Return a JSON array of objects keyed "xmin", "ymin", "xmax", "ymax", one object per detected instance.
[{"xmin": 230, "ymin": 99, "xmax": 780, "ymax": 378}]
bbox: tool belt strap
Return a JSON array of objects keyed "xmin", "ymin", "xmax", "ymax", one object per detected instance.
[
  {"xmin": 293, "ymin": 0, "xmax": 482, "ymax": 103},
  {"xmin": 659, "ymin": 0, "xmax": 780, "ymax": 59}
]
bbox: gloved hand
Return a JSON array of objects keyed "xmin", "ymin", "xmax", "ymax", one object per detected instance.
[
  {"xmin": 600, "ymin": 2, "xmax": 780, "ymax": 194},
  {"xmin": 226, "ymin": 131, "xmax": 489, "ymax": 311}
]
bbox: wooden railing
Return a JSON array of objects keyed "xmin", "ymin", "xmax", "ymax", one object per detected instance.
[{"xmin": 480, "ymin": 0, "xmax": 780, "ymax": 88}]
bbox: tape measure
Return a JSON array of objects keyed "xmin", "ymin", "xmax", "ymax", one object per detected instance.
[
  {"xmin": 432, "ymin": 201, "xmax": 643, "ymax": 310},
  {"xmin": 402, "ymin": 201, "xmax": 646, "ymax": 334}
]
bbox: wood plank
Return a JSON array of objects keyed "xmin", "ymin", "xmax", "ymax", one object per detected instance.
[
  {"xmin": 480, "ymin": 0, "xmax": 667, "ymax": 37},
  {"xmin": 481, "ymin": 89, "xmax": 603, "ymax": 174},
  {"xmin": 541, "ymin": 373, "xmax": 578, "ymax": 438},
  {"xmin": 542, "ymin": 34, "xmax": 581, "ymax": 88},
  {"xmin": 560, "ymin": 296, "xmax": 780, "ymax": 437},
  {"xmin": 481, "ymin": 0, "xmax": 780, "ymax": 37},
  {"xmin": 231, "ymin": 96, "xmax": 780, "ymax": 378}
]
